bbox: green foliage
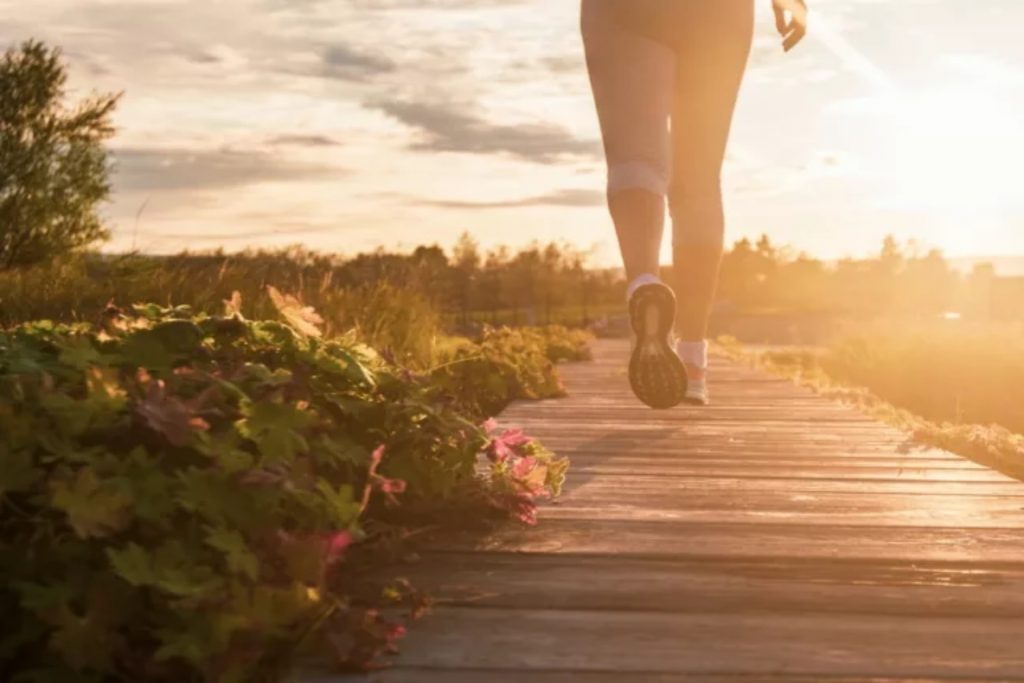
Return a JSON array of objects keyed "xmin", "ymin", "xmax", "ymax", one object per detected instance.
[
  {"xmin": 539, "ymin": 325, "xmax": 594, "ymax": 364},
  {"xmin": 0, "ymin": 301, "xmax": 571, "ymax": 681},
  {"xmin": 431, "ymin": 326, "xmax": 590, "ymax": 420},
  {"xmin": 0, "ymin": 41, "xmax": 118, "ymax": 269}
]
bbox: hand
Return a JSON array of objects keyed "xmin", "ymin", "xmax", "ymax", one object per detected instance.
[{"xmin": 773, "ymin": 0, "xmax": 807, "ymax": 52}]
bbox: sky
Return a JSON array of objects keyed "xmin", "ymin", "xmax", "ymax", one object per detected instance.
[{"xmin": 4, "ymin": 0, "xmax": 1024, "ymax": 266}]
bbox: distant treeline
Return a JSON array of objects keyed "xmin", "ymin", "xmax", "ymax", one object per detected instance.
[{"xmin": 0, "ymin": 232, "xmax": 1015, "ymax": 330}]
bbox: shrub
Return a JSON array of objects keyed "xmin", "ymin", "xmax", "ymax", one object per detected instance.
[
  {"xmin": 432, "ymin": 327, "xmax": 569, "ymax": 420},
  {"xmin": 539, "ymin": 325, "xmax": 594, "ymax": 364},
  {"xmin": 0, "ymin": 302, "xmax": 568, "ymax": 681}
]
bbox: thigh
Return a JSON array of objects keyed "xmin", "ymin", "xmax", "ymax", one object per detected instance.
[
  {"xmin": 582, "ymin": 0, "xmax": 676, "ymax": 194},
  {"xmin": 669, "ymin": 0, "xmax": 754, "ymax": 193}
]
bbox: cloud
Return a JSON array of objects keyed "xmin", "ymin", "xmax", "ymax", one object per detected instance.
[
  {"xmin": 320, "ymin": 44, "xmax": 394, "ymax": 80},
  {"xmin": 266, "ymin": 134, "xmax": 341, "ymax": 147},
  {"xmin": 112, "ymin": 147, "xmax": 344, "ymax": 193},
  {"xmin": 369, "ymin": 99, "xmax": 600, "ymax": 163},
  {"xmin": 412, "ymin": 188, "xmax": 604, "ymax": 209}
]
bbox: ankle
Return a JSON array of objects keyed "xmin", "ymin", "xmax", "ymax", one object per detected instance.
[
  {"xmin": 676, "ymin": 339, "xmax": 708, "ymax": 370},
  {"xmin": 625, "ymin": 272, "xmax": 662, "ymax": 302}
]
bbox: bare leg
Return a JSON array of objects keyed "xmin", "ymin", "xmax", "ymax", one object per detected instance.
[
  {"xmin": 667, "ymin": 1, "xmax": 754, "ymax": 341},
  {"xmin": 582, "ymin": 0, "xmax": 675, "ymax": 285},
  {"xmin": 673, "ymin": 242, "xmax": 723, "ymax": 340},
  {"xmin": 608, "ymin": 189, "xmax": 664, "ymax": 282}
]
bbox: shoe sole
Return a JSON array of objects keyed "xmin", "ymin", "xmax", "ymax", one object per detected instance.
[{"xmin": 627, "ymin": 283, "xmax": 688, "ymax": 410}]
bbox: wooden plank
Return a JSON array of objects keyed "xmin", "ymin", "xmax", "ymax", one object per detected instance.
[
  {"xmin": 541, "ymin": 449, "xmax": 981, "ymax": 465},
  {"xmin": 433, "ymin": 519, "xmax": 1024, "ymax": 562},
  {"xmin": 568, "ymin": 463, "xmax": 1009, "ymax": 482},
  {"xmin": 361, "ymin": 608, "xmax": 1024, "ymax": 678},
  {"xmin": 539, "ymin": 502, "xmax": 1024, "ymax": 529},
  {"xmin": 402, "ymin": 553, "xmax": 1024, "ymax": 618},
  {"xmin": 559, "ymin": 475, "xmax": 1024, "ymax": 496}
]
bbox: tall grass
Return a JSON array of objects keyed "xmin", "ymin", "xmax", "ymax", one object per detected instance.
[
  {"xmin": 0, "ymin": 252, "xmax": 441, "ymax": 367},
  {"xmin": 822, "ymin": 321, "xmax": 1024, "ymax": 434}
]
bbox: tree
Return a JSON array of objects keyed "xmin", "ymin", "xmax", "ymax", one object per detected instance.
[
  {"xmin": 450, "ymin": 232, "xmax": 480, "ymax": 327},
  {"xmin": 0, "ymin": 40, "xmax": 119, "ymax": 269}
]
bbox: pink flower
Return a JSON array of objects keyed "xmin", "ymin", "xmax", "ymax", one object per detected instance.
[
  {"xmin": 326, "ymin": 530, "xmax": 354, "ymax": 566},
  {"xmin": 365, "ymin": 444, "xmax": 407, "ymax": 507},
  {"xmin": 511, "ymin": 455, "xmax": 537, "ymax": 479},
  {"xmin": 485, "ymin": 428, "xmax": 531, "ymax": 463}
]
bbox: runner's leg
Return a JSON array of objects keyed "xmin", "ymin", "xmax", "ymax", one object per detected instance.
[
  {"xmin": 581, "ymin": 0, "xmax": 675, "ymax": 283},
  {"xmin": 667, "ymin": 1, "xmax": 754, "ymax": 341}
]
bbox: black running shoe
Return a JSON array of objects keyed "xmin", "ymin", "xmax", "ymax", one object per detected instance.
[{"xmin": 627, "ymin": 282, "xmax": 688, "ymax": 409}]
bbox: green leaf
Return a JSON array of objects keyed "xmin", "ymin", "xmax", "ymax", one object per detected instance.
[
  {"xmin": 56, "ymin": 337, "xmax": 102, "ymax": 371},
  {"xmin": 236, "ymin": 399, "xmax": 314, "ymax": 463},
  {"xmin": 108, "ymin": 541, "xmax": 223, "ymax": 599},
  {"xmin": 205, "ymin": 526, "xmax": 259, "ymax": 581},
  {"xmin": 314, "ymin": 481, "xmax": 361, "ymax": 527},
  {"xmin": 106, "ymin": 543, "xmax": 154, "ymax": 587},
  {"xmin": 50, "ymin": 468, "xmax": 133, "ymax": 539},
  {"xmin": 115, "ymin": 329, "xmax": 180, "ymax": 372}
]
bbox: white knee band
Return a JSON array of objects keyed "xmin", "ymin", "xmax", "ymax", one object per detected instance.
[{"xmin": 607, "ymin": 161, "xmax": 669, "ymax": 197}]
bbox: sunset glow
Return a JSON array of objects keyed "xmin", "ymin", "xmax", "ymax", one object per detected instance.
[{"xmin": 5, "ymin": 0, "xmax": 1023, "ymax": 264}]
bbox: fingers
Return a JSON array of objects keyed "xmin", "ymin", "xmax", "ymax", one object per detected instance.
[
  {"xmin": 782, "ymin": 22, "xmax": 806, "ymax": 51},
  {"xmin": 775, "ymin": 0, "xmax": 808, "ymax": 52},
  {"xmin": 773, "ymin": 7, "xmax": 787, "ymax": 35}
]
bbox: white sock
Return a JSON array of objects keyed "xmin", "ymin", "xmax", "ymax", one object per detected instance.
[
  {"xmin": 625, "ymin": 273, "xmax": 661, "ymax": 302},
  {"xmin": 676, "ymin": 340, "xmax": 708, "ymax": 370}
]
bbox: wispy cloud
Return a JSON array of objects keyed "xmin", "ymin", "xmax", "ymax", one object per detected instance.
[
  {"xmin": 112, "ymin": 148, "xmax": 344, "ymax": 193},
  {"xmin": 319, "ymin": 44, "xmax": 394, "ymax": 80},
  {"xmin": 369, "ymin": 99, "xmax": 600, "ymax": 163},
  {"xmin": 411, "ymin": 188, "xmax": 603, "ymax": 209},
  {"xmin": 265, "ymin": 134, "xmax": 341, "ymax": 147}
]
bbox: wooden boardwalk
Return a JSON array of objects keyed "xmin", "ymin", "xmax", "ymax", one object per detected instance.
[{"xmin": 354, "ymin": 339, "xmax": 1024, "ymax": 682}]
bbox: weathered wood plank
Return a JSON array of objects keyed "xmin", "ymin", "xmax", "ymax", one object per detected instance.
[
  {"xmin": 360, "ymin": 608, "xmax": 1024, "ymax": 678},
  {"xmin": 568, "ymin": 463, "xmax": 1009, "ymax": 481},
  {"xmin": 401, "ymin": 553, "xmax": 1024, "ymax": 617},
  {"xmin": 433, "ymin": 518, "xmax": 1024, "ymax": 561},
  {"xmin": 560, "ymin": 475, "xmax": 1024, "ymax": 495}
]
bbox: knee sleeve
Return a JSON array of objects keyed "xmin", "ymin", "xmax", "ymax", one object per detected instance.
[{"xmin": 607, "ymin": 160, "xmax": 670, "ymax": 197}]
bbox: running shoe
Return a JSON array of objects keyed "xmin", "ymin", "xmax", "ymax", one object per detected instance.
[{"xmin": 627, "ymin": 282, "xmax": 688, "ymax": 409}]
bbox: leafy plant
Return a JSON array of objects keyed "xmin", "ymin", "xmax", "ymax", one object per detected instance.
[
  {"xmin": 0, "ymin": 298, "xmax": 570, "ymax": 681},
  {"xmin": 431, "ymin": 326, "xmax": 569, "ymax": 420}
]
